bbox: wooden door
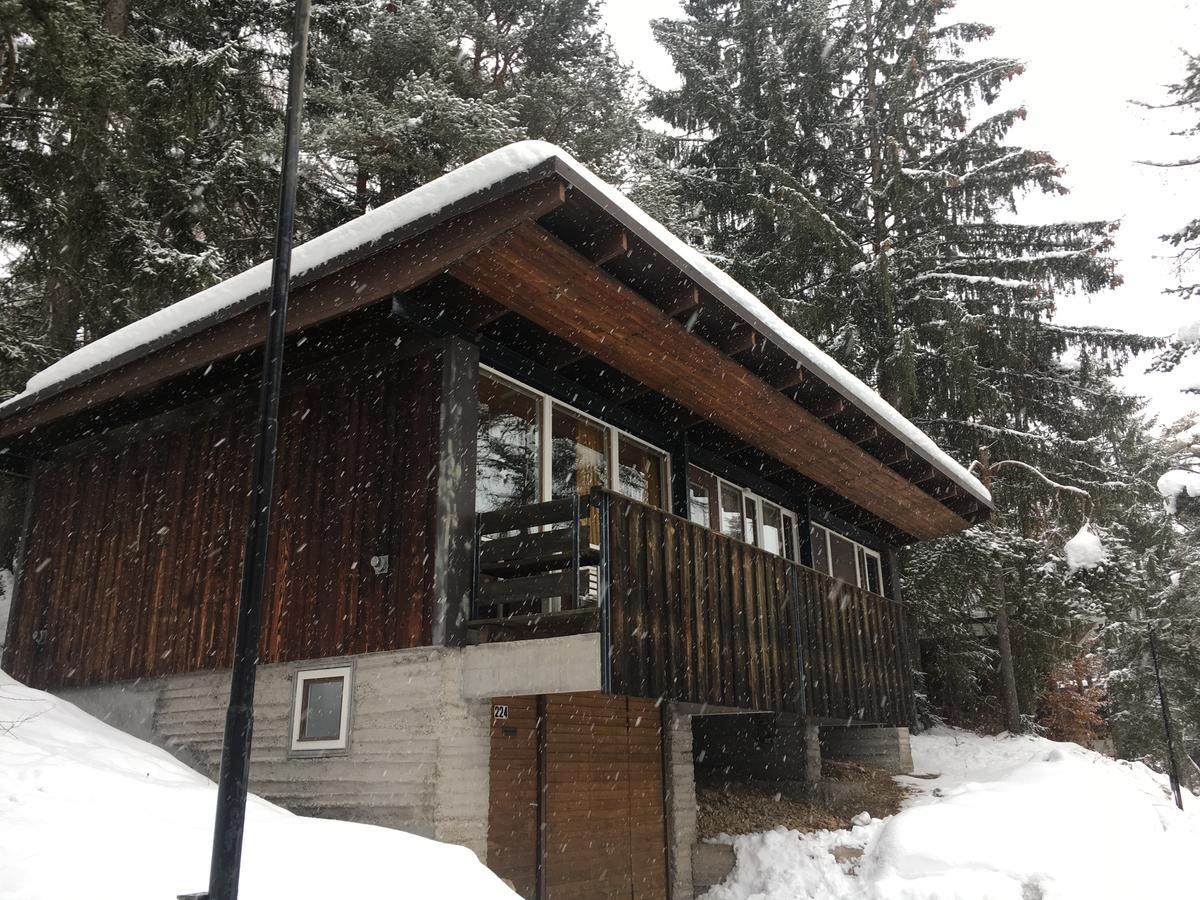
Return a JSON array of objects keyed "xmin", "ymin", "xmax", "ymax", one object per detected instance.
[{"xmin": 488, "ymin": 693, "xmax": 669, "ymax": 900}]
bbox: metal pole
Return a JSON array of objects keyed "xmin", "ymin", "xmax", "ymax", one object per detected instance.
[
  {"xmin": 1147, "ymin": 624, "xmax": 1184, "ymax": 810},
  {"xmin": 198, "ymin": 3, "xmax": 311, "ymax": 898}
]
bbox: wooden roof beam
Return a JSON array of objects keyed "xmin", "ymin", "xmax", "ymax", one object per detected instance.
[
  {"xmin": 583, "ymin": 225, "xmax": 630, "ymax": 266},
  {"xmin": 663, "ymin": 284, "xmax": 702, "ymax": 318}
]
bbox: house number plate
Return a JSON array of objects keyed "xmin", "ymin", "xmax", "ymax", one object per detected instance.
[{"xmin": 493, "ymin": 705, "xmax": 509, "ymax": 720}]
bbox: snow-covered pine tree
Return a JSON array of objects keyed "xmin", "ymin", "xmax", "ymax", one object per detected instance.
[
  {"xmin": 0, "ymin": 0, "xmax": 644, "ymax": 397},
  {"xmin": 647, "ymin": 0, "xmax": 1161, "ymax": 727},
  {"xmin": 302, "ymin": 0, "xmax": 642, "ymax": 221},
  {"xmin": 1102, "ymin": 418, "xmax": 1200, "ymax": 784},
  {"xmin": 0, "ymin": 0, "xmax": 284, "ymax": 393},
  {"xmin": 1142, "ymin": 51, "xmax": 1200, "ymax": 374}
]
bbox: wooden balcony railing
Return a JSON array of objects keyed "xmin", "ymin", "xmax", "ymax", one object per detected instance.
[{"xmin": 469, "ymin": 489, "xmax": 914, "ymax": 726}]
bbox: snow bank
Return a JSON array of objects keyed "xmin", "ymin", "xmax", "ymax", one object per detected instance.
[
  {"xmin": 0, "ymin": 672, "xmax": 516, "ymax": 900},
  {"xmin": 702, "ymin": 728, "xmax": 1198, "ymax": 900},
  {"xmin": 0, "ymin": 140, "xmax": 989, "ymax": 508},
  {"xmin": 1157, "ymin": 468, "xmax": 1200, "ymax": 513},
  {"xmin": 1063, "ymin": 524, "xmax": 1107, "ymax": 572}
]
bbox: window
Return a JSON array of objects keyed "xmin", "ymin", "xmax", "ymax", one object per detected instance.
[
  {"xmin": 687, "ymin": 465, "xmax": 800, "ymax": 558},
  {"xmin": 781, "ymin": 511, "xmax": 798, "ymax": 561},
  {"xmin": 477, "ymin": 367, "xmax": 671, "ymax": 511},
  {"xmin": 476, "ymin": 375, "xmax": 541, "ymax": 513},
  {"xmin": 687, "ymin": 465, "xmax": 718, "ymax": 529},
  {"xmin": 291, "ymin": 665, "xmax": 352, "ymax": 754},
  {"xmin": 617, "ymin": 434, "xmax": 667, "ymax": 509},
  {"xmin": 809, "ymin": 523, "xmax": 886, "ymax": 596},
  {"xmin": 762, "ymin": 503, "xmax": 784, "ymax": 556},
  {"xmin": 551, "ymin": 406, "xmax": 609, "ymax": 499},
  {"xmin": 743, "ymin": 495, "xmax": 759, "ymax": 546},
  {"xmin": 719, "ymin": 483, "xmax": 744, "ymax": 540}
]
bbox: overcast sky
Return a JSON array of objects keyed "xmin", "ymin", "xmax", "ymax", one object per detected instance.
[{"xmin": 602, "ymin": 0, "xmax": 1200, "ymax": 425}]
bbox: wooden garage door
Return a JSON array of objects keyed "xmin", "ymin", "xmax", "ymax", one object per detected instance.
[{"xmin": 488, "ymin": 693, "xmax": 669, "ymax": 900}]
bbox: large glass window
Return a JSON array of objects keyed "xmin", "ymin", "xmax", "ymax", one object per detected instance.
[
  {"xmin": 476, "ymin": 375, "xmax": 541, "ymax": 513},
  {"xmin": 551, "ymin": 407, "xmax": 609, "ymax": 500},
  {"xmin": 617, "ymin": 435, "xmax": 666, "ymax": 509}
]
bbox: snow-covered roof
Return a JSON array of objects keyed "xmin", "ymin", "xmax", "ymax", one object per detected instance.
[{"xmin": 0, "ymin": 140, "xmax": 990, "ymax": 508}]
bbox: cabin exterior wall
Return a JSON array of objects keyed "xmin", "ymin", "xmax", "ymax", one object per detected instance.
[{"xmin": 3, "ymin": 343, "xmax": 458, "ymax": 689}]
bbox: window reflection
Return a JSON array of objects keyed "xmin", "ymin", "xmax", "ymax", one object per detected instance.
[
  {"xmin": 762, "ymin": 503, "xmax": 783, "ymax": 555},
  {"xmin": 617, "ymin": 435, "xmax": 665, "ymax": 508},
  {"xmin": 719, "ymin": 483, "xmax": 744, "ymax": 540},
  {"xmin": 551, "ymin": 407, "xmax": 608, "ymax": 499},
  {"xmin": 476, "ymin": 375, "xmax": 540, "ymax": 513}
]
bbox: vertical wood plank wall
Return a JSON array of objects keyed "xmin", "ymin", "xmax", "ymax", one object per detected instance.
[
  {"xmin": 602, "ymin": 490, "xmax": 913, "ymax": 726},
  {"xmin": 488, "ymin": 692, "xmax": 668, "ymax": 900},
  {"xmin": 4, "ymin": 353, "xmax": 442, "ymax": 689}
]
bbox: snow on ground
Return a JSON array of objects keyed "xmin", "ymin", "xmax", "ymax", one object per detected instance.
[
  {"xmin": 703, "ymin": 728, "xmax": 1199, "ymax": 900},
  {"xmin": 0, "ymin": 672, "xmax": 516, "ymax": 900}
]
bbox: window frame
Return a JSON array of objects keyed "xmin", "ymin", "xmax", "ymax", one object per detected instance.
[
  {"xmin": 809, "ymin": 522, "xmax": 886, "ymax": 597},
  {"xmin": 289, "ymin": 664, "xmax": 354, "ymax": 756},
  {"xmin": 479, "ymin": 365, "xmax": 672, "ymax": 510}
]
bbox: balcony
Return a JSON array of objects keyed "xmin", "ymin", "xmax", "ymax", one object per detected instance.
[{"xmin": 470, "ymin": 489, "xmax": 913, "ymax": 727}]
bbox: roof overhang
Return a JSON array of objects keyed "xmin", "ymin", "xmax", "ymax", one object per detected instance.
[{"xmin": 0, "ymin": 141, "xmax": 992, "ymax": 538}]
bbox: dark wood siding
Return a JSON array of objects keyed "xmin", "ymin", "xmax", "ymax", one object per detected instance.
[
  {"xmin": 601, "ymin": 490, "xmax": 913, "ymax": 726},
  {"xmin": 4, "ymin": 353, "xmax": 441, "ymax": 689}
]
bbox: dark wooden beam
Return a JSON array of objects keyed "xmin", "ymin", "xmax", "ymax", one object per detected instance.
[
  {"xmin": 583, "ymin": 226, "xmax": 630, "ymax": 265},
  {"xmin": 663, "ymin": 284, "xmax": 702, "ymax": 318},
  {"xmin": 718, "ymin": 327, "xmax": 758, "ymax": 357},
  {"xmin": 432, "ymin": 337, "xmax": 479, "ymax": 647}
]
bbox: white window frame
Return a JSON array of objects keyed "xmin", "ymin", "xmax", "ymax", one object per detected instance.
[
  {"xmin": 289, "ymin": 664, "xmax": 353, "ymax": 755},
  {"xmin": 702, "ymin": 467, "xmax": 801, "ymax": 560},
  {"xmin": 810, "ymin": 523, "xmax": 886, "ymax": 596},
  {"xmin": 480, "ymin": 365, "xmax": 672, "ymax": 510}
]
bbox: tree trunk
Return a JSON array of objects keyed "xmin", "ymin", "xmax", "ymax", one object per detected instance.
[{"xmin": 994, "ymin": 568, "xmax": 1022, "ymax": 733}]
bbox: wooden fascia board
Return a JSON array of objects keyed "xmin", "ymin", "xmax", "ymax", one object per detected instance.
[
  {"xmin": 449, "ymin": 221, "xmax": 969, "ymax": 540},
  {"xmin": 0, "ymin": 179, "xmax": 568, "ymax": 439}
]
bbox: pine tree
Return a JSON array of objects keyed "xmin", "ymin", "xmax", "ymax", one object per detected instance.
[
  {"xmin": 647, "ymin": 0, "xmax": 1163, "ymax": 729},
  {"xmin": 1142, "ymin": 51, "xmax": 1200, "ymax": 373},
  {"xmin": 0, "ymin": 0, "xmax": 644, "ymax": 396},
  {"xmin": 0, "ymin": 0, "xmax": 284, "ymax": 391}
]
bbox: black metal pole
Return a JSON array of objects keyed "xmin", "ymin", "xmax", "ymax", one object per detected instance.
[
  {"xmin": 201, "ymin": 3, "xmax": 312, "ymax": 898},
  {"xmin": 1147, "ymin": 624, "xmax": 1184, "ymax": 811}
]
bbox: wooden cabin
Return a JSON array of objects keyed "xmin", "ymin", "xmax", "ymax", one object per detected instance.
[{"xmin": 0, "ymin": 141, "xmax": 991, "ymax": 899}]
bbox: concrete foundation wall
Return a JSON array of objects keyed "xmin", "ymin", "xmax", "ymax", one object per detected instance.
[
  {"xmin": 462, "ymin": 633, "xmax": 601, "ymax": 698},
  {"xmin": 820, "ymin": 725, "xmax": 914, "ymax": 774},
  {"xmin": 62, "ymin": 646, "xmax": 493, "ymax": 857}
]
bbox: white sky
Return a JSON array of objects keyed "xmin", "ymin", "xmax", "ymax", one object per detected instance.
[{"xmin": 602, "ymin": 0, "xmax": 1200, "ymax": 425}]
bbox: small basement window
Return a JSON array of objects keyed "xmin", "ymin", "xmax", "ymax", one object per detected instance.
[{"xmin": 290, "ymin": 665, "xmax": 352, "ymax": 754}]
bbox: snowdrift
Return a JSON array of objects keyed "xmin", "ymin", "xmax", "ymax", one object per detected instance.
[
  {"xmin": 0, "ymin": 672, "xmax": 517, "ymax": 900},
  {"xmin": 705, "ymin": 728, "xmax": 1199, "ymax": 900}
]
